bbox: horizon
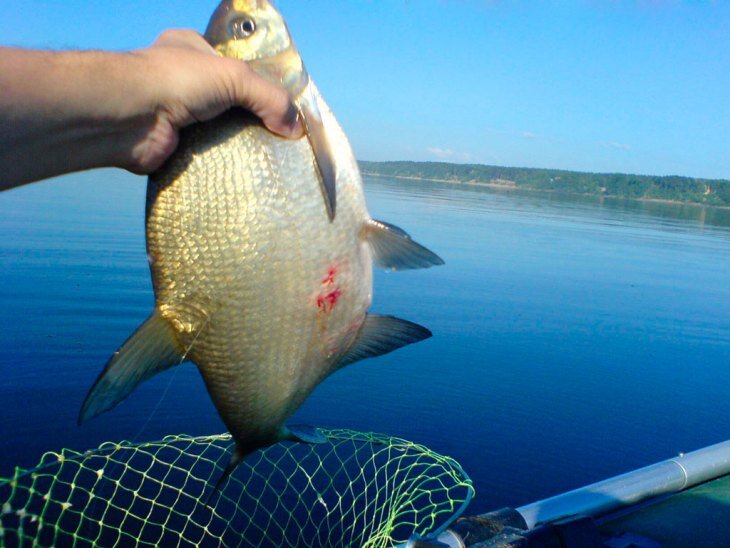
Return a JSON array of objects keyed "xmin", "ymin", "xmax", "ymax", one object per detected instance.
[
  {"xmin": 2, "ymin": 1, "xmax": 729, "ymax": 181},
  {"xmin": 358, "ymin": 159, "xmax": 730, "ymax": 183}
]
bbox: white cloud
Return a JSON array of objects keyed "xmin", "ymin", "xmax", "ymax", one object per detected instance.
[
  {"xmin": 426, "ymin": 147, "xmax": 473, "ymax": 161},
  {"xmin": 605, "ymin": 141, "xmax": 631, "ymax": 151}
]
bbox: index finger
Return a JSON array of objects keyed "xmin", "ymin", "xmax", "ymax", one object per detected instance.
[{"xmin": 224, "ymin": 58, "xmax": 303, "ymax": 139}]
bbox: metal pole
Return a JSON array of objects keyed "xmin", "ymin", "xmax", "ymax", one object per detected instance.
[
  {"xmin": 516, "ymin": 439, "xmax": 730, "ymax": 529},
  {"xmin": 403, "ymin": 440, "xmax": 730, "ymax": 547}
]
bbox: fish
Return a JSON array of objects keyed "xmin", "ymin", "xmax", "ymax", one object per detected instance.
[{"xmin": 78, "ymin": 0, "xmax": 444, "ymax": 489}]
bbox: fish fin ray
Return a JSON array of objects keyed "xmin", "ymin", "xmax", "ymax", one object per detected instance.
[
  {"xmin": 282, "ymin": 425, "xmax": 327, "ymax": 444},
  {"xmin": 336, "ymin": 314, "xmax": 432, "ymax": 369},
  {"xmin": 78, "ymin": 309, "xmax": 183, "ymax": 425},
  {"xmin": 299, "ymin": 95, "xmax": 337, "ymax": 221},
  {"xmin": 364, "ymin": 219, "xmax": 444, "ymax": 270}
]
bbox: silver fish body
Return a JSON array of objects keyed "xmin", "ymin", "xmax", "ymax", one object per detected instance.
[
  {"xmin": 148, "ymin": 89, "xmax": 372, "ymax": 452},
  {"xmin": 79, "ymin": 0, "xmax": 443, "ymax": 480}
]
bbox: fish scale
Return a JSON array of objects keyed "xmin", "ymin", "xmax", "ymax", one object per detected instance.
[
  {"xmin": 79, "ymin": 0, "xmax": 443, "ymax": 490},
  {"xmin": 148, "ymin": 110, "xmax": 369, "ymax": 448}
]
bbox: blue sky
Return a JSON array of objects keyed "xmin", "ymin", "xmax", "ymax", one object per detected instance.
[{"xmin": 3, "ymin": 1, "xmax": 729, "ymax": 179}]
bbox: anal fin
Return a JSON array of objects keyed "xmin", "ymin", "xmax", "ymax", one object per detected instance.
[
  {"xmin": 78, "ymin": 308, "xmax": 184, "ymax": 425},
  {"xmin": 364, "ymin": 219, "xmax": 445, "ymax": 270},
  {"xmin": 337, "ymin": 314, "xmax": 432, "ymax": 369}
]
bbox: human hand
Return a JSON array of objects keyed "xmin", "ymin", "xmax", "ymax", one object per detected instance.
[
  {"xmin": 0, "ymin": 31, "xmax": 304, "ymax": 190},
  {"xmin": 125, "ymin": 29, "xmax": 304, "ymax": 174}
]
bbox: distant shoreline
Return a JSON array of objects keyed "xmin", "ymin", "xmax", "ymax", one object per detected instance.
[{"xmin": 362, "ymin": 171, "xmax": 730, "ymax": 210}]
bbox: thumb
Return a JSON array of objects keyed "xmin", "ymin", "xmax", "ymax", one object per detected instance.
[{"xmin": 226, "ymin": 59, "xmax": 304, "ymax": 139}]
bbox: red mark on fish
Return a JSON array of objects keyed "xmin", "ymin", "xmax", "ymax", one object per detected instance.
[
  {"xmin": 317, "ymin": 288, "xmax": 342, "ymax": 312},
  {"xmin": 316, "ymin": 266, "xmax": 342, "ymax": 312},
  {"xmin": 322, "ymin": 267, "xmax": 337, "ymax": 286}
]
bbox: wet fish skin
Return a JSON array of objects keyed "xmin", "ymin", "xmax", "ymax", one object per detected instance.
[
  {"xmin": 147, "ymin": 104, "xmax": 371, "ymax": 454},
  {"xmin": 79, "ymin": 0, "xmax": 443, "ymax": 478}
]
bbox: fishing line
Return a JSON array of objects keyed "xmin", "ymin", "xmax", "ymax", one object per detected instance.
[
  {"xmin": 130, "ymin": 315, "xmax": 210, "ymax": 443},
  {"xmin": 82, "ymin": 311, "xmax": 211, "ymax": 539}
]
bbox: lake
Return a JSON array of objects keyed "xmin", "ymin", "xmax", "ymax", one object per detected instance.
[{"xmin": 1, "ymin": 171, "xmax": 728, "ymax": 516}]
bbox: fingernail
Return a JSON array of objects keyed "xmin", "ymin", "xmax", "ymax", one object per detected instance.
[
  {"xmin": 284, "ymin": 102, "xmax": 304, "ymax": 138},
  {"xmin": 289, "ymin": 117, "xmax": 304, "ymax": 138}
]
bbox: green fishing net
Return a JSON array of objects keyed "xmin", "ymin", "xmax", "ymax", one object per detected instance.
[{"xmin": 0, "ymin": 429, "xmax": 473, "ymax": 547}]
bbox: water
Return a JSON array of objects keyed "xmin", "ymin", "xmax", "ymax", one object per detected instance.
[{"xmin": 1, "ymin": 171, "xmax": 728, "ymax": 515}]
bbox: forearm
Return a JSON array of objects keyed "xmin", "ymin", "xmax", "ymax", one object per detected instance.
[
  {"xmin": 0, "ymin": 32, "xmax": 301, "ymax": 191},
  {"xmin": 0, "ymin": 47, "xmax": 154, "ymax": 190}
]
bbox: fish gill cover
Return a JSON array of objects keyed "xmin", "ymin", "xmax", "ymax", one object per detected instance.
[{"xmin": 0, "ymin": 430, "xmax": 473, "ymax": 547}]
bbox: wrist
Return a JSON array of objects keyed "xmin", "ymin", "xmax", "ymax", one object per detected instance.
[
  {"xmin": 58, "ymin": 50, "xmax": 167, "ymax": 174},
  {"xmin": 0, "ymin": 48, "xmax": 164, "ymax": 187}
]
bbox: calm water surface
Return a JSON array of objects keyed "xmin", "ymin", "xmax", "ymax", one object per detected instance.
[{"xmin": 1, "ymin": 171, "xmax": 728, "ymax": 514}]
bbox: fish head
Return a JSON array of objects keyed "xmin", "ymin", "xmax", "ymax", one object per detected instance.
[
  {"xmin": 204, "ymin": 0, "xmax": 338, "ymax": 219},
  {"xmin": 204, "ymin": 0, "xmax": 307, "ymax": 94}
]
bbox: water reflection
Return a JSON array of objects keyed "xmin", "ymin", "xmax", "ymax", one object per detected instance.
[
  {"xmin": 1, "ymin": 171, "xmax": 728, "ymax": 515},
  {"xmin": 364, "ymin": 175, "xmax": 730, "ymax": 233}
]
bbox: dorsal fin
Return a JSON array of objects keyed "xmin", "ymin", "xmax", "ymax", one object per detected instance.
[
  {"xmin": 336, "ymin": 314, "xmax": 432, "ymax": 370},
  {"xmin": 364, "ymin": 219, "xmax": 444, "ymax": 270}
]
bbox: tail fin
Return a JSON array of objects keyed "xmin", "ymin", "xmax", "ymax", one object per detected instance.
[
  {"xmin": 205, "ymin": 444, "xmax": 247, "ymax": 507},
  {"xmin": 204, "ymin": 428, "xmax": 328, "ymax": 507}
]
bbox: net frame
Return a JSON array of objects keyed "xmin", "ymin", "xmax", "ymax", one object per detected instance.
[{"xmin": 1, "ymin": 429, "xmax": 473, "ymax": 547}]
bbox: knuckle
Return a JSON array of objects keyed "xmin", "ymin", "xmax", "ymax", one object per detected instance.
[
  {"xmin": 155, "ymin": 28, "xmax": 204, "ymax": 46},
  {"xmin": 221, "ymin": 60, "xmax": 291, "ymax": 122},
  {"xmin": 225, "ymin": 60, "xmax": 253, "ymax": 95},
  {"xmin": 156, "ymin": 29, "xmax": 180, "ymax": 43}
]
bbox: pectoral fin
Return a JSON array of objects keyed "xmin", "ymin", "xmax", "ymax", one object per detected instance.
[
  {"xmin": 299, "ymin": 98, "xmax": 337, "ymax": 221},
  {"xmin": 78, "ymin": 309, "xmax": 183, "ymax": 425},
  {"xmin": 337, "ymin": 314, "xmax": 432, "ymax": 369},
  {"xmin": 364, "ymin": 219, "xmax": 445, "ymax": 270}
]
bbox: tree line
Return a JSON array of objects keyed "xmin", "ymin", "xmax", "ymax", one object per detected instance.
[{"xmin": 359, "ymin": 161, "xmax": 730, "ymax": 207}]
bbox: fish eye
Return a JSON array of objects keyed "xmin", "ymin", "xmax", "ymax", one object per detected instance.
[{"xmin": 230, "ymin": 17, "xmax": 256, "ymax": 39}]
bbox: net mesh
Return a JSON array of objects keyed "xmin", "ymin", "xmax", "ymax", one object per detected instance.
[{"xmin": 0, "ymin": 429, "xmax": 473, "ymax": 547}]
